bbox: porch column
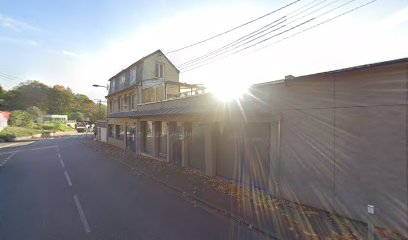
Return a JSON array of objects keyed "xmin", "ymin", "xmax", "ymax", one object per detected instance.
[
  {"xmin": 124, "ymin": 125, "xmax": 127, "ymax": 150},
  {"xmin": 152, "ymin": 121, "xmax": 159, "ymax": 158},
  {"xmin": 181, "ymin": 122, "xmax": 189, "ymax": 167},
  {"xmin": 167, "ymin": 121, "xmax": 173, "ymax": 163},
  {"xmin": 135, "ymin": 121, "xmax": 141, "ymax": 155},
  {"xmin": 137, "ymin": 121, "xmax": 144, "ymax": 155}
]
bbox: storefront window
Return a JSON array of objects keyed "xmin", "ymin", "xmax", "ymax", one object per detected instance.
[{"xmin": 115, "ymin": 125, "xmax": 124, "ymax": 140}]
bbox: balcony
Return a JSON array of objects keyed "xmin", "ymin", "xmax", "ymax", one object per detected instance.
[{"xmin": 141, "ymin": 79, "xmax": 206, "ymax": 104}]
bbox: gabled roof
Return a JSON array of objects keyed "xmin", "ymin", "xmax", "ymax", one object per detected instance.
[{"xmin": 108, "ymin": 49, "xmax": 179, "ymax": 81}]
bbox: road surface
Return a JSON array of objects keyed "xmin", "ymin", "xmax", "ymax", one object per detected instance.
[{"xmin": 0, "ymin": 136, "xmax": 266, "ymax": 240}]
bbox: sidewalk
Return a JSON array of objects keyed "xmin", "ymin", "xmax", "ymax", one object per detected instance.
[{"xmin": 83, "ymin": 139, "xmax": 406, "ymax": 240}]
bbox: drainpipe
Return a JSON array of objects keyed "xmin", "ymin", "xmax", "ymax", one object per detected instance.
[{"xmin": 276, "ymin": 116, "xmax": 282, "ymax": 199}]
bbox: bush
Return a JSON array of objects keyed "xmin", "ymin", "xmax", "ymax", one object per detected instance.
[
  {"xmin": 36, "ymin": 122, "xmax": 75, "ymax": 133},
  {"xmin": 10, "ymin": 110, "xmax": 34, "ymax": 127},
  {"xmin": 0, "ymin": 127, "xmax": 41, "ymax": 139}
]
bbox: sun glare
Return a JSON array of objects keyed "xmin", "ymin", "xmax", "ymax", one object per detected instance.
[{"xmin": 208, "ymin": 83, "xmax": 249, "ymax": 102}]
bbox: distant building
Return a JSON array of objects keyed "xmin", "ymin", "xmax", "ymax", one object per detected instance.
[
  {"xmin": 96, "ymin": 120, "xmax": 107, "ymax": 143},
  {"xmin": 38, "ymin": 114, "xmax": 68, "ymax": 123},
  {"xmin": 0, "ymin": 111, "xmax": 11, "ymax": 131}
]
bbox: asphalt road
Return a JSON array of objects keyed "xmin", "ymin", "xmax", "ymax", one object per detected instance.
[{"xmin": 0, "ymin": 136, "xmax": 266, "ymax": 240}]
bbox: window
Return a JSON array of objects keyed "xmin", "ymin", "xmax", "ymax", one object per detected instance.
[
  {"xmin": 118, "ymin": 97, "xmax": 121, "ymax": 111},
  {"xmin": 143, "ymin": 87, "xmax": 155, "ymax": 103},
  {"xmin": 109, "ymin": 100, "xmax": 113, "ymax": 113},
  {"xmin": 108, "ymin": 124, "xmax": 114, "ymax": 137},
  {"xmin": 155, "ymin": 63, "xmax": 164, "ymax": 79},
  {"xmin": 130, "ymin": 66, "xmax": 137, "ymax": 84},
  {"xmin": 120, "ymin": 74, "xmax": 125, "ymax": 88},
  {"xmin": 131, "ymin": 93, "xmax": 137, "ymax": 109},
  {"xmin": 115, "ymin": 78, "xmax": 120, "ymax": 91},
  {"xmin": 123, "ymin": 95, "xmax": 128, "ymax": 111},
  {"xmin": 109, "ymin": 78, "xmax": 116, "ymax": 93},
  {"xmin": 110, "ymin": 79, "xmax": 116, "ymax": 93},
  {"xmin": 115, "ymin": 125, "xmax": 124, "ymax": 140},
  {"xmin": 156, "ymin": 85, "xmax": 165, "ymax": 101},
  {"xmin": 142, "ymin": 121, "xmax": 153, "ymax": 154}
]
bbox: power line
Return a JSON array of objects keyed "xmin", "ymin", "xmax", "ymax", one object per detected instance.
[
  {"xmin": 0, "ymin": 71, "xmax": 24, "ymax": 84},
  {"xmin": 165, "ymin": 0, "xmax": 302, "ymax": 54},
  {"xmin": 178, "ymin": 0, "xmax": 343, "ymax": 70},
  {"xmin": 177, "ymin": 16, "xmax": 287, "ymax": 68},
  {"xmin": 181, "ymin": 0, "xmax": 375, "ymax": 73},
  {"xmin": 181, "ymin": 19, "xmax": 314, "ymax": 72},
  {"xmin": 179, "ymin": 0, "xmax": 350, "ymax": 71},
  {"xmin": 256, "ymin": 0, "xmax": 377, "ymax": 51}
]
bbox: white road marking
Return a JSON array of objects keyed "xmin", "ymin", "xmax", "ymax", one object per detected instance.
[
  {"xmin": 5, "ymin": 149, "xmax": 20, "ymax": 161},
  {"xmin": 0, "ymin": 151, "xmax": 18, "ymax": 156},
  {"xmin": 73, "ymin": 195, "xmax": 91, "ymax": 233},
  {"xmin": 59, "ymin": 159, "xmax": 65, "ymax": 168},
  {"xmin": 64, "ymin": 171, "xmax": 72, "ymax": 187},
  {"xmin": 0, "ymin": 146, "xmax": 57, "ymax": 155}
]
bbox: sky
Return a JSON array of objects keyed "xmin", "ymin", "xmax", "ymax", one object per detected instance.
[{"xmin": 0, "ymin": 0, "xmax": 407, "ymax": 101}]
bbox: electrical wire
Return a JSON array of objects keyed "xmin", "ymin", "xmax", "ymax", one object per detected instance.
[
  {"xmin": 256, "ymin": 0, "xmax": 376, "ymax": 51},
  {"xmin": 165, "ymin": 0, "xmax": 302, "ymax": 54},
  {"xmin": 177, "ymin": 0, "xmax": 344, "ymax": 70},
  {"xmin": 0, "ymin": 71, "xmax": 24, "ymax": 84},
  {"xmin": 177, "ymin": 16, "xmax": 287, "ymax": 68},
  {"xmin": 181, "ymin": 0, "xmax": 376, "ymax": 73}
]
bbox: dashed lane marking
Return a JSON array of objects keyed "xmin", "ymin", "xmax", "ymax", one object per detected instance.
[
  {"xmin": 73, "ymin": 194, "xmax": 91, "ymax": 233},
  {"xmin": 64, "ymin": 171, "xmax": 72, "ymax": 187}
]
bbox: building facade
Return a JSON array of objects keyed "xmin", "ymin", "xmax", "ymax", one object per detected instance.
[
  {"xmin": 38, "ymin": 114, "xmax": 68, "ymax": 123},
  {"xmin": 0, "ymin": 111, "xmax": 11, "ymax": 131},
  {"xmin": 105, "ymin": 55, "xmax": 408, "ymax": 236}
]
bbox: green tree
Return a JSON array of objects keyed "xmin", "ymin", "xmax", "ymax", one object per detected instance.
[
  {"xmin": 5, "ymin": 81, "xmax": 51, "ymax": 112},
  {"xmin": 0, "ymin": 85, "xmax": 8, "ymax": 109},
  {"xmin": 68, "ymin": 112, "xmax": 85, "ymax": 121},
  {"xmin": 49, "ymin": 85, "xmax": 76, "ymax": 114},
  {"xmin": 10, "ymin": 110, "xmax": 34, "ymax": 127},
  {"xmin": 89, "ymin": 104, "xmax": 107, "ymax": 122},
  {"xmin": 26, "ymin": 106, "xmax": 44, "ymax": 121}
]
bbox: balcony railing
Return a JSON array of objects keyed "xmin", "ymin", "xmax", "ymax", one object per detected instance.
[{"xmin": 141, "ymin": 80, "xmax": 206, "ymax": 104}]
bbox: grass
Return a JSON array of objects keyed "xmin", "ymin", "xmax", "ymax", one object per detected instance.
[
  {"xmin": 0, "ymin": 126, "xmax": 41, "ymax": 139},
  {"xmin": 0, "ymin": 122, "xmax": 75, "ymax": 140},
  {"xmin": 34, "ymin": 122, "xmax": 76, "ymax": 132}
]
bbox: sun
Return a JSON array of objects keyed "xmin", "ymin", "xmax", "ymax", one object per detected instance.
[{"xmin": 207, "ymin": 82, "xmax": 249, "ymax": 102}]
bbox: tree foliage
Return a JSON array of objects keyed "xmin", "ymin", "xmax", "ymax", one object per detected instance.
[
  {"xmin": 0, "ymin": 81, "xmax": 107, "ymax": 122},
  {"xmin": 68, "ymin": 112, "xmax": 85, "ymax": 121},
  {"xmin": 26, "ymin": 106, "xmax": 44, "ymax": 120},
  {"xmin": 10, "ymin": 110, "xmax": 34, "ymax": 127}
]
